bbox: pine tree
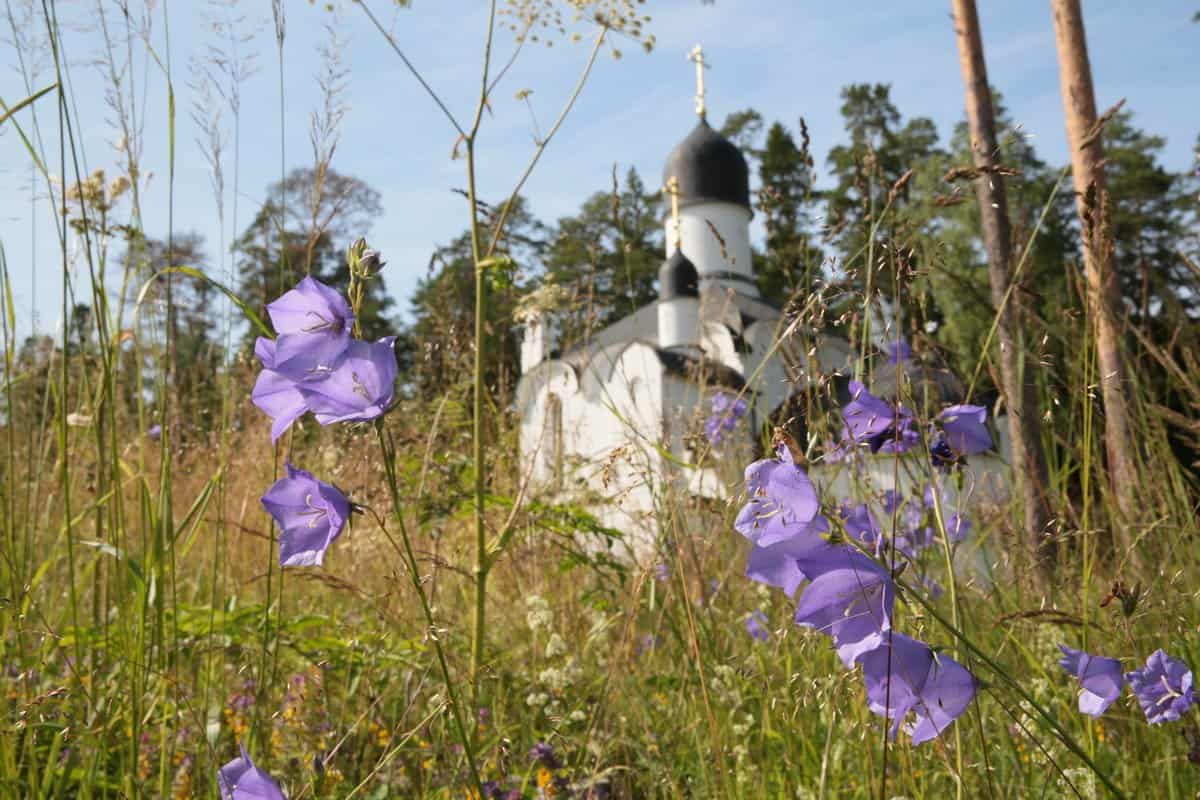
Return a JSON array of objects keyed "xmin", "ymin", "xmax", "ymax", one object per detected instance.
[{"xmin": 756, "ymin": 120, "xmax": 821, "ymax": 305}]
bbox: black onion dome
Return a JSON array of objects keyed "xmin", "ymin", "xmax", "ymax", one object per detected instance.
[
  {"xmin": 662, "ymin": 118, "xmax": 751, "ymax": 210},
  {"xmin": 659, "ymin": 249, "xmax": 699, "ymax": 299}
]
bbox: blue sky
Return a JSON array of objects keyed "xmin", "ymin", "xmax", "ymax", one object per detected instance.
[{"xmin": 1, "ymin": 1, "xmax": 1196, "ymax": 340}]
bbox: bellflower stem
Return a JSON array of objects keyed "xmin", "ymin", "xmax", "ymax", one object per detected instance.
[{"xmin": 374, "ymin": 421, "xmax": 484, "ymax": 794}]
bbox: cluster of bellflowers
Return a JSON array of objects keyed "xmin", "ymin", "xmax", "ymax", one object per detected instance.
[
  {"xmin": 705, "ymin": 391, "xmax": 748, "ymax": 446},
  {"xmin": 219, "ymin": 242, "xmax": 390, "ymax": 798},
  {"xmin": 734, "ymin": 369, "xmax": 997, "ymax": 744},
  {"xmin": 1057, "ymin": 645, "xmax": 1195, "ymax": 724}
]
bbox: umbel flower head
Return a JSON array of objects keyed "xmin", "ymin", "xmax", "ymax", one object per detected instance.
[
  {"xmin": 261, "ymin": 464, "xmax": 351, "ymax": 567},
  {"xmin": 859, "ymin": 632, "xmax": 977, "ymax": 744},
  {"xmin": 1126, "ymin": 649, "xmax": 1195, "ymax": 724},
  {"xmin": 1057, "ymin": 644, "xmax": 1125, "ymax": 717},
  {"xmin": 218, "ymin": 745, "xmax": 285, "ymax": 799}
]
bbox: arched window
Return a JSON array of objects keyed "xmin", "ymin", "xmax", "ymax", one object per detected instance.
[{"xmin": 545, "ymin": 393, "xmax": 564, "ymax": 491}]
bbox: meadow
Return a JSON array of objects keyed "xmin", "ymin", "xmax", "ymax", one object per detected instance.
[{"xmin": 1, "ymin": 1, "xmax": 1199, "ymax": 798}]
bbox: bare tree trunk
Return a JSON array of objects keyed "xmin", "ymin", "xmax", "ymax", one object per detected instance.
[
  {"xmin": 1050, "ymin": 0, "xmax": 1137, "ymax": 529},
  {"xmin": 951, "ymin": 0, "xmax": 1055, "ymax": 570}
]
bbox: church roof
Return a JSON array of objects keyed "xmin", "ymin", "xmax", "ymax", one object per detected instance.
[
  {"xmin": 659, "ymin": 250, "xmax": 699, "ymax": 299},
  {"xmin": 662, "ymin": 118, "xmax": 751, "ymax": 211}
]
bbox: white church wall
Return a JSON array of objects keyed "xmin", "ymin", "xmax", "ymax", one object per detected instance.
[
  {"xmin": 742, "ymin": 319, "xmax": 792, "ymax": 421},
  {"xmin": 560, "ymin": 342, "xmax": 666, "ymax": 560},
  {"xmin": 516, "ymin": 362, "xmax": 580, "ymax": 487},
  {"xmin": 699, "ymin": 321, "xmax": 743, "ymax": 373}
]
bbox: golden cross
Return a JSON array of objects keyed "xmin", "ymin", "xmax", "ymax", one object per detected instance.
[{"xmin": 688, "ymin": 44, "xmax": 708, "ymax": 119}]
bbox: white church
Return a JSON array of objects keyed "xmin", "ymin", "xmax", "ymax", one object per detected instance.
[{"xmin": 515, "ymin": 52, "xmax": 1010, "ymax": 557}]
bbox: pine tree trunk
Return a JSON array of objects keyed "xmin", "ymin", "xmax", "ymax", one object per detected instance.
[
  {"xmin": 1050, "ymin": 0, "xmax": 1137, "ymax": 531},
  {"xmin": 951, "ymin": 0, "xmax": 1055, "ymax": 570}
]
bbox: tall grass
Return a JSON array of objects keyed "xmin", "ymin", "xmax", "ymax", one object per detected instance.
[{"xmin": 0, "ymin": 2, "xmax": 1197, "ymax": 799}]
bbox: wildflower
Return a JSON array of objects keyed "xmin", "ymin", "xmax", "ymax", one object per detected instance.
[
  {"xmin": 736, "ymin": 444, "xmax": 821, "ymax": 547},
  {"xmin": 885, "ymin": 338, "xmax": 912, "ymax": 364},
  {"xmin": 530, "ymin": 741, "xmax": 562, "ymax": 769},
  {"xmin": 525, "ymin": 596, "xmax": 553, "ymax": 631},
  {"xmin": 743, "ymin": 514, "xmax": 833, "ymax": 597},
  {"xmin": 265, "ymin": 276, "xmax": 354, "ymax": 378},
  {"xmin": 858, "ymin": 632, "xmax": 977, "ymax": 744},
  {"xmin": 1126, "ymin": 649, "xmax": 1195, "ymax": 724},
  {"xmin": 545, "ymin": 633, "xmax": 568, "ymax": 659},
  {"xmin": 705, "ymin": 391, "xmax": 748, "ymax": 445},
  {"xmin": 929, "ymin": 437, "xmax": 957, "ymax": 470},
  {"xmin": 943, "ymin": 513, "xmax": 971, "ymax": 543},
  {"xmin": 793, "ymin": 546, "xmax": 895, "ymax": 667},
  {"xmin": 358, "ymin": 249, "xmax": 386, "ymax": 275},
  {"xmin": 843, "ymin": 502, "xmax": 919, "ymax": 561},
  {"xmin": 654, "ymin": 562, "xmax": 670, "ymax": 581},
  {"xmin": 217, "ymin": 745, "xmax": 285, "ymax": 800},
  {"xmin": 147, "ymin": 424, "xmax": 162, "ymax": 441},
  {"xmin": 297, "ymin": 337, "xmax": 398, "ymax": 425},
  {"xmin": 636, "ymin": 633, "xmax": 662, "ymax": 655},
  {"xmin": 260, "ymin": 464, "xmax": 351, "ymax": 567},
  {"xmin": 1056, "ymin": 644, "xmax": 1124, "ymax": 717},
  {"xmin": 939, "ymin": 404, "xmax": 992, "ymax": 456},
  {"xmin": 745, "ymin": 610, "xmax": 770, "ymax": 642},
  {"xmin": 841, "ymin": 381, "xmax": 916, "ymax": 455},
  {"xmin": 252, "ymin": 339, "xmax": 311, "ymax": 442}
]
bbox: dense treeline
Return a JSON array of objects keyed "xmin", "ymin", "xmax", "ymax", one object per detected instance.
[{"xmin": 13, "ymin": 83, "xmax": 1198, "ymax": 466}]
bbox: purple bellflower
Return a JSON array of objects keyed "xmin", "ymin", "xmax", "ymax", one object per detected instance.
[
  {"xmin": 265, "ymin": 276, "xmax": 354, "ymax": 377},
  {"xmin": 793, "ymin": 546, "xmax": 895, "ymax": 667},
  {"xmin": 261, "ymin": 464, "xmax": 351, "ymax": 567},
  {"xmin": 885, "ymin": 338, "xmax": 912, "ymax": 364},
  {"xmin": 218, "ymin": 745, "xmax": 285, "ymax": 800},
  {"xmin": 939, "ymin": 404, "xmax": 991, "ymax": 456},
  {"xmin": 297, "ymin": 337, "xmax": 398, "ymax": 426},
  {"xmin": 737, "ymin": 445, "xmax": 833, "ymax": 596},
  {"xmin": 1127, "ymin": 649, "xmax": 1195, "ymax": 724},
  {"xmin": 744, "ymin": 514, "xmax": 833, "ymax": 597},
  {"xmin": 842, "ymin": 381, "xmax": 917, "ymax": 455},
  {"xmin": 705, "ymin": 392, "xmax": 748, "ymax": 445},
  {"xmin": 146, "ymin": 424, "xmax": 162, "ymax": 441},
  {"xmin": 745, "ymin": 610, "xmax": 770, "ymax": 642},
  {"xmin": 859, "ymin": 632, "xmax": 977, "ymax": 744},
  {"xmin": 736, "ymin": 445, "xmax": 821, "ymax": 547},
  {"xmin": 530, "ymin": 741, "xmax": 562, "ymax": 769},
  {"xmin": 252, "ymin": 338, "xmax": 311, "ymax": 443},
  {"xmin": 1057, "ymin": 644, "xmax": 1124, "ymax": 717}
]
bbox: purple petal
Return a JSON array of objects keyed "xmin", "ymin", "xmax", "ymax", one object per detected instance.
[
  {"xmin": 251, "ymin": 369, "xmax": 308, "ymax": 443},
  {"xmin": 794, "ymin": 555, "xmax": 894, "ymax": 667},
  {"xmin": 907, "ymin": 651, "xmax": 978, "ymax": 744},
  {"xmin": 261, "ymin": 464, "xmax": 351, "ymax": 568},
  {"xmin": 300, "ymin": 337, "xmax": 398, "ymax": 425},
  {"xmin": 218, "ymin": 745, "xmax": 285, "ymax": 799},
  {"xmin": 266, "ymin": 276, "xmax": 353, "ymax": 338},
  {"xmin": 940, "ymin": 404, "xmax": 991, "ymax": 456}
]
